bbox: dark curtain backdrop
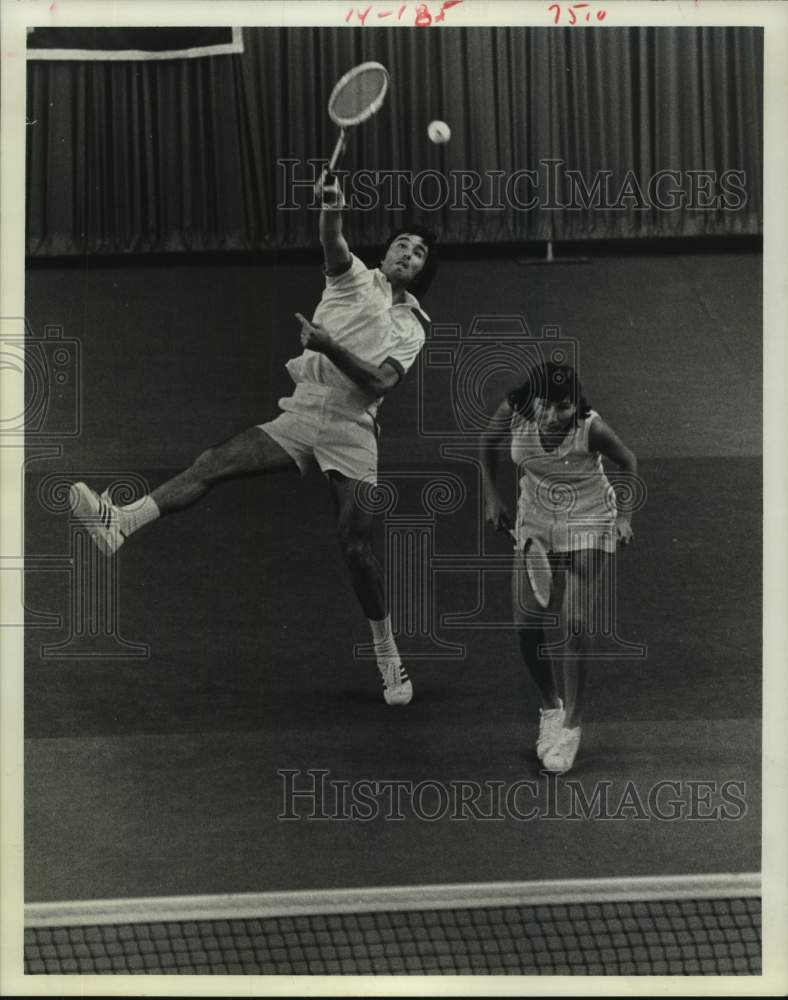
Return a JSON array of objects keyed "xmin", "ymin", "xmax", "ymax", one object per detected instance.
[{"xmin": 25, "ymin": 26, "xmax": 763, "ymax": 256}]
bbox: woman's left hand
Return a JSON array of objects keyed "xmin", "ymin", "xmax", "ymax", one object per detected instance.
[{"xmin": 616, "ymin": 517, "xmax": 634, "ymax": 547}]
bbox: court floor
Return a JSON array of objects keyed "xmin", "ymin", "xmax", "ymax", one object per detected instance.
[
  {"xmin": 23, "ymin": 251, "xmax": 761, "ymax": 904},
  {"xmin": 24, "ymin": 457, "xmax": 760, "ymax": 902}
]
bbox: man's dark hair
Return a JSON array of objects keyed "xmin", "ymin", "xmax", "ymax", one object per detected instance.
[
  {"xmin": 383, "ymin": 223, "xmax": 439, "ymax": 299},
  {"xmin": 508, "ymin": 361, "xmax": 592, "ymax": 423}
]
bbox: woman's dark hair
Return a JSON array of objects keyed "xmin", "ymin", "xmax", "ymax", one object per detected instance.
[
  {"xmin": 383, "ymin": 223, "xmax": 439, "ymax": 299},
  {"xmin": 508, "ymin": 361, "xmax": 591, "ymax": 422}
]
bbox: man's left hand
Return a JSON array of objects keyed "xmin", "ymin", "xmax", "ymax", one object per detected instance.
[{"xmin": 295, "ymin": 313, "xmax": 333, "ymax": 353}]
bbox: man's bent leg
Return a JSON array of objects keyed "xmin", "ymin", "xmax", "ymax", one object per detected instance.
[
  {"xmin": 327, "ymin": 470, "xmax": 412, "ymax": 705},
  {"xmin": 153, "ymin": 427, "xmax": 296, "ymax": 515},
  {"xmin": 327, "ymin": 470, "xmax": 385, "ymax": 619}
]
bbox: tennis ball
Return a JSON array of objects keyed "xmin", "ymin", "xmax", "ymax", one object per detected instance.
[{"xmin": 427, "ymin": 120, "xmax": 451, "ymax": 144}]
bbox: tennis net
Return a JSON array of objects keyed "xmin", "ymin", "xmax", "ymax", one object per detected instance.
[{"xmin": 25, "ymin": 873, "xmax": 760, "ymax": 976}]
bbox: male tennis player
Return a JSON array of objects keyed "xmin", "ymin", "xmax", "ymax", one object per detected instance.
[{"xmin": 71, "ymin": 174, "xmax": 438, "ymax": 705}]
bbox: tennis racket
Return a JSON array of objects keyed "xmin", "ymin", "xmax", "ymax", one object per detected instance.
[
  {"xmin": 325, "ymin": 61, "xmax": 391, "ymax": 173},
  {"xmin": 509, "ymin": 529, "xmax": 553, "ymax": 609}
]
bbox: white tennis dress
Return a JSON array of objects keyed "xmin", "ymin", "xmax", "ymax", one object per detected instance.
[
  {"xmin": 510, "ymin": 409, "xmax": 617, "ymax": 553},
  {"xmin": 261, "ymin": 254, "xmax": 428, "ymax": 483}
]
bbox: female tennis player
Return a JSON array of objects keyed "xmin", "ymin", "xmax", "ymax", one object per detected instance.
[
  {"xmin": 481, "ymin": 361, "xmax": 638, "ymax": 774},
  {"xmin": 70, "ymin": 172, "xmax": 438, "ymax": 707}
]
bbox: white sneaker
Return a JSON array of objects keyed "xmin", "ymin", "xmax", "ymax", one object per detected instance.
[
  {"xmin": 69, "ymin": 482, "xmax": 126, "ymax": 556},
  {"xmin": 542, "ymin": 726, "xmax": 582, "ymax": 775},
  {"xmin": 536, "ymin": 700, "xmax": 565, "ymax": 761},
  {"xmin": 377, "ymin": 660, "xmax": 413, "ymax": 705}
]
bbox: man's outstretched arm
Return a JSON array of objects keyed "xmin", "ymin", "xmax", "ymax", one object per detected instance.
[{"xmin": 318, "ymin": 172, "xmax": 352, "ymax": 275}]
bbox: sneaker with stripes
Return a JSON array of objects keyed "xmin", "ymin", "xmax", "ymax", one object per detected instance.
[
  {"xmin": 69, "ymin": 482, "xmax": 126, "ymax": 556},
  {"xmin": 377, "ymin": 659, "xmax": 413, "ymax": 705}
]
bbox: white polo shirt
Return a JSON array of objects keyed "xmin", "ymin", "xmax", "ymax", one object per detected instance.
[{"xmin": 285, "ymin": 254, "xmax": 428, "ymax": 413}]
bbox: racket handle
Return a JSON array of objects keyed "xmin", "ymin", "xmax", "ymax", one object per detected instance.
[{"xmin": 327, "ymin": 129, "xmax": 348, "ymax": 172}]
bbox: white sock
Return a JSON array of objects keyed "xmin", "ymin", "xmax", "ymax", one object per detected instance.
[
  {"xmin": 117, "ymin": 495, "xmax": 160, "ymax": 537},
  {"xmin": 369, "ymin": 614, "xmax": 400, "ymax": 663}
]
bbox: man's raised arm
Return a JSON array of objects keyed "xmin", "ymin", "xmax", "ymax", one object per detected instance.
[{"xmin": 317, "ymin": 172, "xmax": 352, "ymax": 276}]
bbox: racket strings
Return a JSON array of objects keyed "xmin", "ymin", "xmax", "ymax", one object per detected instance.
[
  {"xmin": 525, "ymin": 538, "xmax": 553, "ymax": 609},
  {"xmin": 329, "ymin": 67, "xmax": 389, "ymax": 124}
]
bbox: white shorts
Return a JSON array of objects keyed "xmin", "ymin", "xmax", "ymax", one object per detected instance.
[
  {"xmin": 259, "ymin": 383, "xmax": 378, "ymax": 483},
  {"xmin": 515, "ymin": 510, "xmax": 617, "ymax": 554}
]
